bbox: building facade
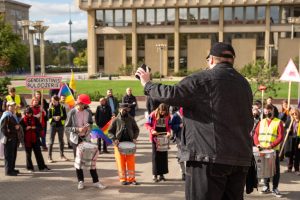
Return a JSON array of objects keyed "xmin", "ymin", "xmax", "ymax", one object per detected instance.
[
  {"xmin": 0, "ymin": 0, "xmax": 30, "ymax": 35},
  {"xmin": 77, "ymin": 0, "xmax": 300, "ymax": 76}
]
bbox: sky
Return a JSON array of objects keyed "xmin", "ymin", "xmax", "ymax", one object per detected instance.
[{"xmin": 22, "ymin": 0, "xmax": 87, "ymax": 43}]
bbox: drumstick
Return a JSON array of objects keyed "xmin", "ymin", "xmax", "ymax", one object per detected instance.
[{"xmin": 279, "ymin": 118, "xmax": 294, "ymax": 157}]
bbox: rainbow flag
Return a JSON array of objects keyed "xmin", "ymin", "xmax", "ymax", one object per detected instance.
[
  {"xmin": 90, "ymin": 128, "xmax": 112, "ymax": 145},
  {"xmin": 91, "ymin": 119, "xmax": 114, "ymax": 146},
  {"xmin": 58, "ymin": 83, "xmax": 76, "ymax": 108},
  {"xmin": 101, "ymin": 119, "xmax": 113, "ymax": 135}
]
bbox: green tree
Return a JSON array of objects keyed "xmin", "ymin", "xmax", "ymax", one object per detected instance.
[
  {"xmin": 73, "ymin": 49, "xmax": 87, "ymax": 67},
  {"xmin": 240, "ymin": 59, "xmax": 280, "ymax": 97},
  {"xmin": 0, "ymin": 16, "xmax": 28, "ymax": 72},
  {"xmin": 72, "ymin": 39, "xmax": 87, "ymax": 53}
]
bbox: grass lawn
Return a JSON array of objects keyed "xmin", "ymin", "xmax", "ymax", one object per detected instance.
[
  {"xmin": 15, "ymin": 79, "xmax": 300, "ymax": 100},
  {"xmin": 16, "ymin": 80, "xmax": 177, "ymax": 97}
]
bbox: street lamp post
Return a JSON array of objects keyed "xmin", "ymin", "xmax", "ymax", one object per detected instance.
[{"xmin": 156, "ymin": 43, "xmax": 167, "ymax": 81}]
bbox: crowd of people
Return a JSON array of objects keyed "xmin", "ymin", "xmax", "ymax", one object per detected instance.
[
  {"xmin": 0, "ymin": 85, "xmax": 187, "ymax": 191},
  {"xmin": 1, "ymin": 42, "xmax": 300, "ymax": 200}
]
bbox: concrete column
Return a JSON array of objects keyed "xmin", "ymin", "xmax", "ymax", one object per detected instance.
[
  {"xmin": 87, "ymin": 10, "xmax": 97, "ymax": 76},
  {"xmin": 280, "ymin": 7, "xmax": 287, "ymax": 38},
  {"xmin": 132, "ymin": 9, "xmax": 138, "ymax": 70},
  {"xmin": 219, "ymin": 7, "xmax": 224, "ymax": 42},
  {"xmin": 174, "ymin": 8, "xmax": 180, "ymax": 73},
  {"xmin": 264, "ymin": 5, "xmax": 271, "ymax": 62}
]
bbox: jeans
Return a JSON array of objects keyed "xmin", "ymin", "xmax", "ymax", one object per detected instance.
[
  {"xmin": 4, "ymin": 138, "xmax": 18, "ymax": 174},
  {"xmin": 185, "ymin": 161, "xmax": 249, "ymax": 200},
  {"xmin": 264, "ymin": 151, "xmax": 280, "ymax": 189},
  {"xmin": 48, "ymin": 126, "xmax": 65, "ymax": 158}
]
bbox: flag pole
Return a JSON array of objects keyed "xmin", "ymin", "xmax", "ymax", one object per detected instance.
[{"xmin": 287, "ymin": 81, "xmax": 292, "ymax": 110}]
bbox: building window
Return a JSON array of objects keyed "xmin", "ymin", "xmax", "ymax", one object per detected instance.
[
  {"xmin": 137, "ymin": 9, "xmax": 145, "ymax": 25},
  {"xmin": 167, "ymin": 34, "xmax": 174, "ymax": 50},
  {"xmin": 200, "ymin": 8, "xmax": 209, "ymax": 24},
  {"xmin": 156, "ymin": 9, "xmax": 165, "ymax": 25},
  {"xmin": 125, "ymin": 9, "xmax": 132, "ymax": 26},
  {"xmin": 295, "ymin": 7, "xmax": 300, "ymax": 17},
  {"xmin": 270, "ymin": 6, "xmax": 280, "ymax": 24},
  {"xmin": 234, "ymin": 7, "xmax": 244, "ymax": 24},
  {"xmin": 96, "ymin": 10, "xmax": 104, "ymax": 26},
  {"xmin": 211, "ymin": 7, "xmax": 219, "ymax": 24},
  {"xmin": 146, "ymin": 9, "xmax": 155, "ymax": 25},
  {"xmin": 245, "ymin": 7, "xmax": 255, "ymax": 24},
  {"xmin": 137, "ymin": 34, "xmax": 145, "ymax": 50},
  {"xmin": 179, "ymin": 8, "xmax": 188, "ymax": 25},
  {"xmin": 124, "ymin": 34, "xmax": 132, "ymax": 50},
  {"xmin": 115, "ymin": 10, "xmax": 123, "ymax": 26},
  {"xmin": 167, "ymin": 8, "xmax": 175, "ymax": 25},
  {"xmin": 105, "ymin": 10, "xmax": 113, "ymax": 26},
  {"xmin": 224, "ymin": 7, "xmax": 233, "ymax": 24},
  {"xmin": 257, "ymin": 6, "xmax": 265, "ymax": 24},
  {"xmin": 189, "ymin": 8, "xmax": 198, "ymax": 25}
]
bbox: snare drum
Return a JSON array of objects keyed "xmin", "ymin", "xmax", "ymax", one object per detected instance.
[
  {"xmin": 75, "ymin": 142, "xmax": 99, "ymax": 169},
  {"xmin": 118, "ymin": 142, "xmax": 136, "ymax": 155},
  {"xmin": 253, "ymin": 147, "xmax": 276, "ymax": 178},
  {"xmin": 156, "ymin": 135, "xmax": 169, "ymax": 152}
]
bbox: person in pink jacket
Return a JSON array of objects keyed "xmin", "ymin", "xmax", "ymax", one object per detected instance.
[{"xmin": 145, "ymin": 103, "xmax": 171, "ymax": 182}]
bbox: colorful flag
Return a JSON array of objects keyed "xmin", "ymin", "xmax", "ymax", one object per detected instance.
[
  {"xmin": 69, "ymin": 70, "xmax": 76, "ymax": 91},
  {"xmin": 101, "ymin": 119, "xmax": 113, "ymax": 135},
  {"xmin": 90, "ymin": 128, "xmax": 112, "ymax": 145},
  {"xmin": 58, "ymin": 83, "xmax": 76, "ymax": 108}
]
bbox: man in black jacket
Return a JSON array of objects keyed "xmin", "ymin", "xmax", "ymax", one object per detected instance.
[
  {"xmin": 136, "ymin": 42, "xmax": 253, "ymax": 200},
  {"xmin": 95, "ymin": 98, "xmax": 112, "ymax": 153},
  {"xmin": 122, "ymin": 88, "xmax": 137, "ymax": 117}
]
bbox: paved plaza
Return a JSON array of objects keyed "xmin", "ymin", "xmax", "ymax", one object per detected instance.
[{"xmin": 1, "ymin": 108, "xmax": 300, "ymax": 200}]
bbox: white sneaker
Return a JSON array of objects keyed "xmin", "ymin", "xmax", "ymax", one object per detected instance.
[
  {"xmin": 93, "ymin": 182, "xmax": 107, "ymax": 189},
  {"xmin": 78, "ymin": 181, "xmax": 84, "ymax": 190}
]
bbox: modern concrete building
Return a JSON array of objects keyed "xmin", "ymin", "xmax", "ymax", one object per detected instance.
[
  {"xmin": 77, "ymin": 0, "xmax": 300, "ymax": 76},
  {"xmin": 0, "ymin": 0, "xmax": 30, "ymax": 35}
]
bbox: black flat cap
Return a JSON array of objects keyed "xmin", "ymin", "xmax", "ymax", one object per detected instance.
[{"xmin": 206, "ymin": 42, "xmax": 235, "ymax": 59}]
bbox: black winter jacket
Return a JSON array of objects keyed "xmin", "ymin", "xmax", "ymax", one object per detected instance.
[{"xmin": 144, "ymin": 62, "xmax": 253, "ymax": 166}]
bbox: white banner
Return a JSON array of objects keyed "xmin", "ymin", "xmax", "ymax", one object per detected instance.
[{"xmin": 26, "ymin": 76, "xmax": 62, "ymax": 90}]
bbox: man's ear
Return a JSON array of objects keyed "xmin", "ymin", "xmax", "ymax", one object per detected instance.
[{"xmin": 210, "ymin": 56, "xmax": 214, "ymax": 65}]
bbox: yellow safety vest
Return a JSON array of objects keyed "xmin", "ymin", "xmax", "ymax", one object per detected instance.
[
  {"xmin": 6, "ymin": 95, "xmax": 21, "ymax": 114},
  {"xmin": 294, "ymin": 121, "xmax": 300, "ymax": 137},
  {"xmin": 258, "ymin": 118, "xmax": 281, "ymax": 150},
  {"xmin": 49, "ymin": 105, "xmax": 65, "ymax": 125}
]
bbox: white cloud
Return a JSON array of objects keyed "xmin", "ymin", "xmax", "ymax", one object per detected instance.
[
  {"xmin": 45, "ymin": 20, "xmax": 87, "ymax": 42},
  {"xmin": 23, "ymin": 0, "xmax": 87, "ymax": 42}
]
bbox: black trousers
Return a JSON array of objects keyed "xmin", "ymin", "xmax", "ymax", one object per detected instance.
[
  {"xmin": 185, "ymin": 161, "xmax": 249, "ymax": 200},
  {"xmin": 287, "ymin": 137, "xmax": 300, "ymax": 171},
  {"xmin": 264, "ymin": 151, "xmax": 280, "ymax": 189},
  {"xmin": 25, "ymin": 142, "xmax": 47, "ymax": 170},
  {"xmin": 76, "ymin": 168, "xmax": 99, "ymax": 183},
  {"xmin": 97, "ymin": 138, "xmax": 107, "ymax": 152},
  {"xmin": 4, "ymin": 138, "xmax": 18, "ymax": 174},
  {"xmin": 72, "ymin": 142, "xmax": 99, "ymax": 183}
]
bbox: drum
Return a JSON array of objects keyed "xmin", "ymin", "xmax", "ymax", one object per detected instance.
[
  {"xmin": 75, "ymin": 142, "xmax": 99, "ymax": 169},
  {"xmin": 156, "ymin": 135, "xmax": 169, "ymax": 152},
  {"xmin": 253, "ymin": 147, "xmax": 276, "ymax": 178},
  {"xmin": 118, "ymin": 142, "xmax": 136, "ymax": 155}
]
